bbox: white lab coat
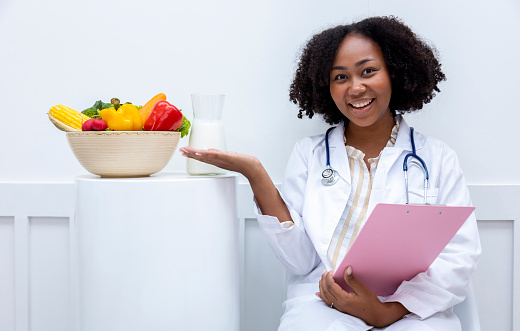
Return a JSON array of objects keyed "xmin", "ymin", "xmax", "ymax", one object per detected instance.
[{"xmin": 255, "ymin": 116, "xmax": 481, "ymax": 330}]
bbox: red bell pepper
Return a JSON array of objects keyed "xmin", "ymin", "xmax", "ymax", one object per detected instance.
[{"xmin": 144, "ymin": 100, "xmax": 183, "ymax": 131}]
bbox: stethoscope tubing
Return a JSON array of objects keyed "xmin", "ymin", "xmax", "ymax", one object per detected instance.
[
  {"xmin": 403, "ymin": 127, "xmax": 429, "ymax": 204},
  {"xmin": 325, "ymin": 127, "xmax": 334, "ymax": 168},
  {"xmin": 322, "ymin": 126, "xmax": 429, "ymax": 204}
]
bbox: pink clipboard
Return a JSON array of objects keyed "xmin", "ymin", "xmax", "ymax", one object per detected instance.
[{"xmin": 332, "ymin": 203, "xmax": 475, "ymax": 296}]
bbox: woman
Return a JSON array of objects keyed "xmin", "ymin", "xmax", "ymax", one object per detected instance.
[{"xmin": 181, "ymin": 16, "xmax": 481, "ymax": 330}]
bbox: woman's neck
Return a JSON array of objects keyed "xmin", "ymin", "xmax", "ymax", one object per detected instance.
[{"xmin": 344, "ymin": 111, "xmax": 396, "ymax": 160}]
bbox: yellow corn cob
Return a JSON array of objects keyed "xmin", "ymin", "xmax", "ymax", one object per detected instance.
[
  {"xmin": 48, "ymin": 105, "xmax": 90, "ymax": 131},
  {"xmin": 47, "ymin": 113, "xmax": 78, "ymax": 132}
]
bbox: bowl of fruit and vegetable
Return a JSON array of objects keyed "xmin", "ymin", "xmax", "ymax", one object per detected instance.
[{"xmin": 48, "ymin": 93, "xmax": 191, "ymax": 178}]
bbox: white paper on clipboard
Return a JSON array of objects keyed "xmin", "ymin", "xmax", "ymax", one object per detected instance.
[{"xmin": 332, "ymin": 203, "xmax": 475, "ymax": 297}]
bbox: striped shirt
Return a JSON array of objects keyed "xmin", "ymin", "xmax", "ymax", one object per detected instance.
[{"xmin": 328, "ymin": 122, "xmax": 400, "ymax": 269}]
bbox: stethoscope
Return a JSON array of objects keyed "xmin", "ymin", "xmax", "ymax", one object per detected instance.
[
  {"xmin": 321, "ymin": 127, "xmax": 340, "ymax": 186},
  {"xmin": 321, "ymin": 126, "xmax": 429, "ymax": 204}
]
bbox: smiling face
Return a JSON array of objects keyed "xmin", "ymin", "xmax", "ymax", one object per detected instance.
[{"xmin": 329, "ymin": 34, "xmax": 393, "ymax": 130}]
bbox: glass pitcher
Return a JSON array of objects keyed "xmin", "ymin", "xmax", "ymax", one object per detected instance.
[{"xmin": 186, "ymin": 94, "xmax": 227, "ymax": 175}]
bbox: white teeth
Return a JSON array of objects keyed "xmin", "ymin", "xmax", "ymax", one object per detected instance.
[{"xmin": 351, "ymin": 99, "xmax": 373, "ymax": 108}]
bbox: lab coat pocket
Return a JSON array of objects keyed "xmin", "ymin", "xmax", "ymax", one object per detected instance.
[{"xmin": 407, "ymin": 187, "xmax": 439, "ymax": 205}]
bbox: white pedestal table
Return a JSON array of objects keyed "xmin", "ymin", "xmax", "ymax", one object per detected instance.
[{"xmin": 75, "ymin": 173, "xmax": 239, "ymax": 331}]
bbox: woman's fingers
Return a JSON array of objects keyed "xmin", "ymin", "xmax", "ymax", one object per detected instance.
[
  {"xmin": 318, "ymin": 270, "xmax": 339, "ymax": 308},
  {"xmin": 180, "ymin": 146, "xmax": 218, "ymax": 159},
  {"xmin": 318, "ymin": 268, "xmax": 395, "ymax": 324},
  {"xmin": 324, "ymin": 271, "xmax": 345, "ymax": 296},
  {"xmin": 319, "ymin": 270, "xmax": 359, "ymax": 313},
  {"xmin": 181, "ymin": 147, "xmax": 228, "ymax": 164},
  {"xmin": 343, "ymin": 266, "xmax": 371, "ymax": 297},
  {"xmin": 179, "ymin": 147, "xmax": 259, "ymax": 176},
  {"xmin": 318, "ymin": 271, "xmax": 331, "ymax": 306},
  {"xmin": 323, "ymin": 271, "xmax": 340, "ymax": 301}
]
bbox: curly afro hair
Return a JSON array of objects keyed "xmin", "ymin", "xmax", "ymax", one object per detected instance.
[{"xmin": 289, "ymin": 16, "xmax": 446, "ymax": 125}]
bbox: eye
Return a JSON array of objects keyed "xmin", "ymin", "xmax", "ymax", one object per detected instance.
[
  {"xmin": 333, "ymin": 74, "xmax": 347, "ymax": 81},
  {"xmin": 362, "ymin": 68, "xmax": 376, "ymax": 75}
]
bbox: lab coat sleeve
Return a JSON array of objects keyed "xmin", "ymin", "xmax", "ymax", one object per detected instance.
[
  {"xmin": 384, "ymin": 144, "xmax": 482, "ymax": 319},
  {"xmin": 254, "ymin": 138, "xmax": 321, "ymax": 275}
]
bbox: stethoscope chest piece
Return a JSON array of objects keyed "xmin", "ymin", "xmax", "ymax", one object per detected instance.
[
  {"xmin": 322, "ymin": 127, "xmax": 340, "ymax": 186},
  {"xmin": 321, "ymin": 166, "xmax": 340, "ymax": 186}
]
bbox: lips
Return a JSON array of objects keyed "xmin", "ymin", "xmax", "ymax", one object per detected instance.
[{"xmin": 348, "ymin": 98, "xmax": 374, "ymax": 113}]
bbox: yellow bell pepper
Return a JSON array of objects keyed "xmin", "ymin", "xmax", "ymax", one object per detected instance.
[{"xmin": 100, "ymin": 104, "xmax": 143, "ymax": 131}]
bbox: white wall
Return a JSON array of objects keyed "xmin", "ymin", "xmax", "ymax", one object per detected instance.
[{"xmin": 1, "ymin": 0, "xmax": 519, "ymax": 184}]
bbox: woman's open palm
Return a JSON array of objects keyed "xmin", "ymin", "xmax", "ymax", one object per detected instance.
[{"xmin": 180, "ymin": 146, "xmax": 260, "ymax": 177}]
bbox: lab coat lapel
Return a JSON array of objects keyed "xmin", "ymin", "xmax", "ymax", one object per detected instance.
[
  {"xmin": 371, "ymin": 116, "xmax": 412, "ymax": 210},
  {"xmin": 306, "ymin": 123, "xmax": 350, "ymax": 269},
  {"xmin": 328, "ymin": 122, "xmax": 350, "ymax": 185},
  {"xmin": 394, "ymin": 115, "xmax": 425, "ymax": 152},
  {"xmin": 393, "ymin": 115, "xmax": 412, "ymax": 152}
]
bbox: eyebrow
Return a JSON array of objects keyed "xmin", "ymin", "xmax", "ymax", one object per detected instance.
[{"xmin": 331, "ymin": 58, "xmax": 375, "ymax": 71}]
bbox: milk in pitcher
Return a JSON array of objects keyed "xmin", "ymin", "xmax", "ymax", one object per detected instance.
[
  {"xmin": 186, "ymin": 94, "xmax": 227, "ymax": 175},
  {"xmin": 187, "ymin": 120, "xmax": 227, "ymax": 175}
]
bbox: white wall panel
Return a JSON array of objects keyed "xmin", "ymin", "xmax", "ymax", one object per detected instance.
[
  {"xmin": 14, "ymin": 216, "xmax": 30, "ymax": 331},
  {"xmin": 473, "ymin": 220, "xmax": 513, "ymax": 331},
  {"xmin": 29, "ymin": 217, "xmax": 71, "ymax": 331},
  {"xmin": 470, "ymin": 185, "xmax": 520, "ymax": 330},
  {"xmin": 242, "ymin": 219, "xmax": 286, "ymax": 331},
  {"xmin": 0, "ymin": 183, "xmax": 75, "ymax": 331},
  {"xmin": 0, "ymin": 216, "xmax": 15, "ymax": 331}
]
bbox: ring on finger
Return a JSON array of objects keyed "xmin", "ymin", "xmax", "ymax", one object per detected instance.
[{"xmin": 330, "ymin": 302, "xmax": 334, "ymax": 308}]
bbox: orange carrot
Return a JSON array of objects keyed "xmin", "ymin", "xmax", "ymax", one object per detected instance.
[{"xmin": 139, "ymin": 93, "xmax": 167, "ymax": 122}]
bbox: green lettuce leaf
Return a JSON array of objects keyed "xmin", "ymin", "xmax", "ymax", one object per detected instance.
[{"xmin": 178, "ymin": 115, "xmax": 191, "ymax": 138}]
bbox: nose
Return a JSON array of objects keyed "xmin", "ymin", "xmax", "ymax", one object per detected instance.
[{"xmin": 348, "ymin": 78, "xmax": 366, "ymax": 96}]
